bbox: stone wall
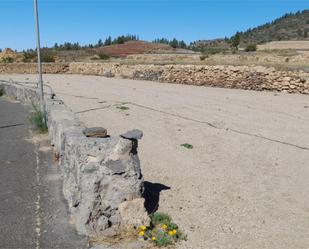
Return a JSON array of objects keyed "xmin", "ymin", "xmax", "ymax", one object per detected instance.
[
  {"xmin": 0, "ymin": 81, "xmax": 148, "ymax": 236},
  {"xmin": 69, "ymin": 62, "xmax": 309, "ymax": 94},
  {"xmin": 0, "ymin": 63, "xmax": 69, "ymax": 74},
  {"xmin": 1, "ymin": 62, "xmax": 309, "ymax": 94}
]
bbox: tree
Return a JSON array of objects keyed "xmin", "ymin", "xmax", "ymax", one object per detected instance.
[
  {"xmin": 230, "ymin": 32, "xmax": 241, "ymax": 49},
  {"xmin": 169, "ymin": 38, "xmax": 179, "ymax": 48},
  {"xmin": 104, "ymin": 36, "xmax": 112, "ymax": 46},
  {"xmin": 97, "ymin": 39, "xmax": 103, "ymax": 47},
  {"xmin": 178, "ymin": 40, "xmax": 187, "ymax": 49}
]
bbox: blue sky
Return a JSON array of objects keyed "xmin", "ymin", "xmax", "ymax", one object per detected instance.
[{"xmin": 1, "ymin": 0, "xmax": 308, "ymax": 51}]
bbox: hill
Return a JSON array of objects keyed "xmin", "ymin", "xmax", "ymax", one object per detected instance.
[
  {"xmin": 95, "ymin": 41, "xmax": 172, "ymax": 57},
  {"xmin": 238, "ymin": 10, "xmax": 309, "ymax": 44},
  {"xmin": 191, "ymin": 9, "xmax": 309, "ymax": 51}
]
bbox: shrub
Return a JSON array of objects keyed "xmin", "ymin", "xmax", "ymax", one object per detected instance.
[
  {"xmin": 22, "ymin": 52, "xmax": 36, "ymax": 62},
  {"xmin": 41, "ymin": 54, "xmax": 55, "ymax": 62},
  {"xmin": 245, "ymin": 44, "xmax": 257, "ymax": 52},
  {"xmin": 200, "ymin": 54, "xmax": 209, "ymax": 61},
  {"xmin": 285, "ymin": 57, "xmax": 290, "ymax": 63},
  {"xmin": 1, "ymin": 57, "xmax": 14, "ymax": 63},
  {"xmin": 28, "ymin": 105, "xmax": 48, "ymax": 133},
  {"xmin": 98, "ymin": 53, "xmax": 110, "ymax": 60},
  {"xmin": 138, "ymin": 212, "xmax": 187, "ymax": 247},
  {"xmin": 150, "ymin": 212, "xmax": 172, "ymax": 226},
  {"xmin": 231, "ymin": 47, "xmax": 238, "ymax": 54}
]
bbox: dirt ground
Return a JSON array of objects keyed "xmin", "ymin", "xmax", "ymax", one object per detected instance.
[
  {"xmin": 1, "ymin": 74, "xmax": 309, "ymax": 249},
  {"xmin": 257, "ymin": 41, "xmax": 309, "ymax": 50}
]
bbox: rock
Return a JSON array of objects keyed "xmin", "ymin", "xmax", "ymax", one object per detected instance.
[
  {"xmin": 103, "ymin": 71, "xmax": 115, "ymax": 78},
  {"xmin": 106, "ymin": 160, "xmax": 127, "ymax": 174},
  {"xmin": 83, "ymin": 127, "xmax": 107, "ymax": 138},
  {"xmin": 96, "ymin": 216, "xmax": 110, "ymax": 231},
  {"xmin": 120, "ymin": 129, "xmax": 143, "ymax": 140},
  {"xmin": 118, "ymin": 198, "xmax": 150, "ymax": 230}
]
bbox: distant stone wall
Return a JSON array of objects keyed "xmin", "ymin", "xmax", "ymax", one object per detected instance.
[
  {"xmin": 1, "ymin": 62, "xmax": 309, "ymax": 94},
  {"xmin": 0, "ymin": 63, "xmax": 69, "ymax": 74},
  {"xmin": 69, "ymin": 62, "xmax": 309, "ymax": 94},
  {"xmin": 0, "ymin": 81, "xmax": 148, "ymax": 237}
]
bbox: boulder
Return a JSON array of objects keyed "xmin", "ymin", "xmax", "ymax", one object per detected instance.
[{"xmin": 118, "ymin": 198, "xmax": 150, "ymax": 230}]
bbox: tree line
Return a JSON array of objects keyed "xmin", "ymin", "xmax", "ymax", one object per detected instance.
[
  {"xmin": 153, "ymin": 38, "xmax": 187, "ymax": 49},
  {"xmin": 49, "ymin": 34, "xmax": 140, "ymax": 51}
]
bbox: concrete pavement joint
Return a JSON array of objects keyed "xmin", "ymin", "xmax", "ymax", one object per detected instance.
[
  {"xmin": 228, "ymin": 128, "xmax": 309, "ymax": 151},
  {"xmin": 76, "ymin": 105, "xmax": 112, "ymax": 114},
  {"xmin": 126, "ymin": 101, "xmax": 309, "ymax": 151},
  {"xmin": 0, "ymin": 123, "xmax": 25, "ymax": 129}
]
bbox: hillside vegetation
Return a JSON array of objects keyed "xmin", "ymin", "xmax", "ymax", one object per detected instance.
[
  {"xmin": 237, "ymin": 10, "xmax": 309, "ymax": 44},
  {"xmin": 192, "ymin": 9, "xmax": 309, "ymax": 51}
]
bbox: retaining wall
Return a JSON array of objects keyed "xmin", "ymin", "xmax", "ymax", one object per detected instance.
[
  {"xmin": 1, "ymin": 62, "xmax": 309, "ymax": 94},
  {"xmin": 0, "ymin": 63, "xmax": 69, "ymax": 74},
  {"xmin": 69, "ymin": 62, "xmax": 309, "ymax": 94},
  {"xmin": 0, "ymin": 81, "xmax": 149, "ymax": 236}
]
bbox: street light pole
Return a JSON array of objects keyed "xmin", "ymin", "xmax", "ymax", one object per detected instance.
[{"xmin": 33, "ymin": 0, "xmax": 46, "ymax": 124}]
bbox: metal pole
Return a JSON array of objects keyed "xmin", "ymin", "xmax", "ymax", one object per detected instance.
[{"xmin": 34, "ymin": 0, "xmax": 46, "ymax": 124}]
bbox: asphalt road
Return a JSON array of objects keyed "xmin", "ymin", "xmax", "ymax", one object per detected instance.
[{"xmin": 0, "ymin": 97, "xmax": 87, "ymax": 249}]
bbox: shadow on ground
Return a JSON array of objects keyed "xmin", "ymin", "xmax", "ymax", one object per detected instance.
[{"xmin": 143, "ymin": 181, "xmax": 171, "ymax": 214}]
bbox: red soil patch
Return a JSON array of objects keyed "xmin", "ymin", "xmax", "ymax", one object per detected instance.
[{"xmin": 95, "ymin": 41, "xmax": 171, "ymax": 57}]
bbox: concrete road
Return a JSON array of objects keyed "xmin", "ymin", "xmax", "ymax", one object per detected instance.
[
  {"xmin": 1, "ymin": 74, "xmax": 309, "ymax": 249},
  {"xmin": 0, "ymin": 97, "xmax": 87, "ymax": 249}
]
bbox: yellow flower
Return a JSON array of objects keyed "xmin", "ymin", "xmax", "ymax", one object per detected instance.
[
  {"xmin": 168, "ymin": 230, "xmax": 174, "ymax": 236},
  {"xmin": 172, "ymin": 229, "xmax": 177, "ymax": 235},
  {"xmin": 162, "ymin": 224, "xmax": 168, "ymax": 230},
  {"xmin": 140, "ymin": 225, "xmax": 147, "ymax": 231},
  {"xmin": 151, "ymin": 236, "xmax": 156, "ymax": 241},
  {"xmin": 138, "ymin": 231, "xmax": 145, "ymax": 236}
]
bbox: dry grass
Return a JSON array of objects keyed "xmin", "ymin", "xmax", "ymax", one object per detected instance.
[{"xmin": 258, "ymin": 41, "xmax": 309, "ymax": 50}]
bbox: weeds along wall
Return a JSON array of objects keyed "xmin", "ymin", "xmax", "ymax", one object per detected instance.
[{"xmin": 0, "ymin": 81, "xmax": 149, "ymax": 236}]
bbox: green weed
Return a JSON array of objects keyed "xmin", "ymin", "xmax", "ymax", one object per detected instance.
[
  {"xmin": 138, "ymin": 212, "xmax": 187, "ymax": 247},
  {"xmin": 117, "ymin": 106, "xmax": 130, "ymax": 111},
  {"xmin": 28, "ymin": 105, "xmax": 48, "ymax": 133},
  {"xmin": 180, "ymin": 143, "xmax": 194, "ymax": 149}
]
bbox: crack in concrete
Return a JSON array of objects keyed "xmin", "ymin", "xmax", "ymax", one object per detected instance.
[
  {"xmin": 39, "ymin": 90, "xmax": 309, "ymax": 151},
  {"xmin": 0, "ymin": 123, "xmax": 25, "ymax": 129},
  {"xmin": 75, "ymin": 105, "xmax": 112, "ymax": 114},
  {"xmin": 127, "ymin": 102, "xmax": 309, "ymax": 151},
  {"xmin": 56, "ymin": 91, "xmax": 99, "ymax": 100},
  {"xmin": 76, "ymin": 103, "xmax": 129, "ymax": 114}
]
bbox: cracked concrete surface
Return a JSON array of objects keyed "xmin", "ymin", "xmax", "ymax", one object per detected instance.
[{"xmin": 1, "ymin": 74, "xmax": 309, "ymax": 249}]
